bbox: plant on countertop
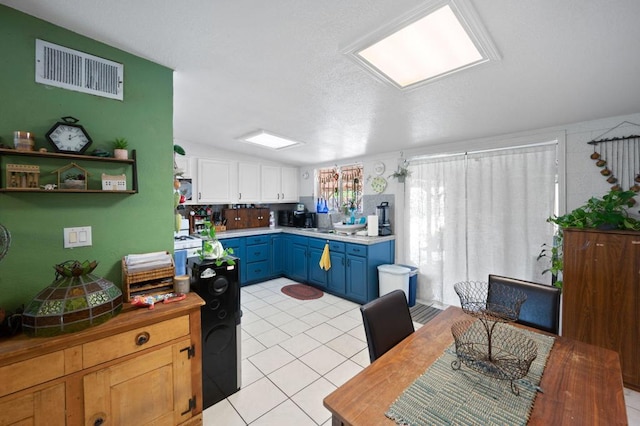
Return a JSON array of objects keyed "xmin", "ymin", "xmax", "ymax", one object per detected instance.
[
  {"xmin": 197, "ymin": 220, "xmax": 235, "ymax": 266},
  {"xmin": 538, "ymin": 189, "xmax": 640, "ymax": 289}
]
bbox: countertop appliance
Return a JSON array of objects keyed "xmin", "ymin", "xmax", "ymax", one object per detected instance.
[
  {"xmin": 278, "ymin": 210, "xmax": 317, "ymax": 228},
  {"xmin": 187, "ymin": 257, "xmax": 241, "ymax": 408},
  {"xmin": 377, "ymin": 202, "xmax": 392, "ymax": 236}
]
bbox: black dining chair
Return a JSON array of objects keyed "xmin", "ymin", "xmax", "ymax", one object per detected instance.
[
  {"xmin": 487, "ymin": 275, "xmax": 561, "ymax": 334},
  {"xmin": 360, "ymin": 290, "xmax": 415, "ymax": 362}
]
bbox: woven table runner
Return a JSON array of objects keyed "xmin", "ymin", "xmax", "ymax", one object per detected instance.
[{"xmin": 386, "ymin": 323, "xmax": 555, "ymax": 426}]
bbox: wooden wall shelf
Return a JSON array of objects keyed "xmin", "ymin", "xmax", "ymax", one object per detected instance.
[{"xmin": 0, "ymin": 148, "xmax": 138, "ymax": 193}]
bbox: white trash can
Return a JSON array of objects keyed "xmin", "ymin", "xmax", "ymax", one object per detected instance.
[{"xmin": 377, "ymin": 264, "xmax": 411, "ymax": 302}]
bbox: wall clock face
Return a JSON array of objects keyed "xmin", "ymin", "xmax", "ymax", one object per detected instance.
[{"xmin": 45, "ymin": 116, "xmax": 93, "ymax": 154}]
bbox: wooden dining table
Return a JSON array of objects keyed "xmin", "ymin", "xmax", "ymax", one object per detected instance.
[{"xmin": 323, "ymin": 306, "xmax": 627, "ymax": 425}]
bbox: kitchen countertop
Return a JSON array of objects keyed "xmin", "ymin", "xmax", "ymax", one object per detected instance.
[{"xmin": 212, "ymin": 227, "xmax": 395, "ymax": 245}]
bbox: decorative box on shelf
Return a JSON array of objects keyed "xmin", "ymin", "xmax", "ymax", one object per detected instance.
[
  {"xmin": 6, "ymin": 164, "xmax": 40, "ymax": 189},
  {"xmin": 102, "ymin": 173, "xmax": 127, "ymax": 191}
]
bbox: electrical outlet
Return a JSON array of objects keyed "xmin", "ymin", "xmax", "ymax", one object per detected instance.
[{"xmin": 64, "ymin": 226, "xmax": 92, "ymax": 248}]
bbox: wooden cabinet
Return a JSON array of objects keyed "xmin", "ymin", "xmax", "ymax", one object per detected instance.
[
  {"xmin": 0, "ymin": 293, "xmax": 205, "ymax": 425},
  {"xmin": 223, "ymin": 208, "xmax": 249, "ymax": 230},
  {"xmin": 222, "ymin": 208, "xmax": 268, "ymax": 231},
  {"xmin": 562, "ymin": 228, "xmax": 640, "ymax": 390},
  {"xmin": 260, "ymin": 165, "xmax": 299, "ymax": 203}
]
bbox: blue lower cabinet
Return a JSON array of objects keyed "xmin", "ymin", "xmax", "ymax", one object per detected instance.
[
  {"xmin": 246, "ymin": 260, "xmax": 270, "ymax": 282},
  {"xmin": 244, "ymin": 236, "xmax": 270, "ymax": 285},
  {"xmin": 289, "ymin": 236, "xmax": 308, "ymax": 282},
  {"xmin": 308, "ymin": 238, "xmax": 328, "ymax": 288},
  {"xmin": 327, "ymin": 241, "xmax": 346, "ymax": 294},
  {"xmin": 222, "ymin": 232, "xmax": 394, "ymax": 301},
  {"xmin": 328, "ymin": 251, "xmax": 346, "ymax": 294},
  {"xmin": 221, "ymin": 237, "xmax": 245, "ymax": 285},
  {"xmin": 271, "ymin": 235, "xmax": 285, "ymax": 277},
  {"xmin": 346, "ymin": 251, "xmax": 368, "ymax": 303}
]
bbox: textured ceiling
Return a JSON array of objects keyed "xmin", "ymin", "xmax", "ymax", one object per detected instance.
[{"xmin": 3, "ymin": 0, "xmax": 640, "ymax": 165}]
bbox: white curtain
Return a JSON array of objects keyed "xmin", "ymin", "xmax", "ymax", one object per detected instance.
[{"xmin": 406, "ymin": 144, "xmax": 557, "ymax": 307}]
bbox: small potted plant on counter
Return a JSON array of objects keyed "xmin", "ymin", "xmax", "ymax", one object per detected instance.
[{"xmin": 113, "ymin": 137, "xmax": 129, "ymax": 159}]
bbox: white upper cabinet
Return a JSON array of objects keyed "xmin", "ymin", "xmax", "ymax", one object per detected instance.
[
  {"xmin": 280, "ymin": 166, "xmax": 299, "ymax": 202},
  {"xmin": 237, "ymin": 162, "xmax": 261, "ymax": 203},
  {"xmin": 196, "ymin": 158, "xmax": 235, "ymax": 203},
  {"xmin": 261, "ymin": 165, "xmax": 299, "ymax": 203}
]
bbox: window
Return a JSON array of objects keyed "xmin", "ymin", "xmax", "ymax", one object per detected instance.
[
  {"xmin": 317, "ymin": 164, "xmax": 363, "ymax": 213},
  {"xmin": 405, "ymin": 143, "xmax": 558, "ymax": 306}
]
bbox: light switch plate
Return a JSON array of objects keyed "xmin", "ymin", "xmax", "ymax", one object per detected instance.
[{"xmin": 64, "ymin": 226, "xmax": 92, "ymax": 248}]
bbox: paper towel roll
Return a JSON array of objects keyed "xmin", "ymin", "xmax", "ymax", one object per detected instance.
[{"xmin": 368, "ymin": 215, "xmax": 379, "ymax": 236}]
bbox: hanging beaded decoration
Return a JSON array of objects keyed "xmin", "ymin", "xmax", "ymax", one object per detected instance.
[{"xmin": 588, "ymin": 121, "xmax": 640, "ymax": 205}]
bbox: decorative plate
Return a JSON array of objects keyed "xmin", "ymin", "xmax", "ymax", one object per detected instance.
[
  {"xmin": 371, "ymin": 176, "xmax": 387, "ymax": 193},
  {"xmin": 373, "ymin": 162, "xmax": 385, "ymax": 175}
]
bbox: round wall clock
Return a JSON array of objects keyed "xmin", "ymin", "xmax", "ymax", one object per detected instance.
[
  {"xmin": 45, "ymin": 116, "xmax": 93, "ymax": 154},
  {"xmin": 373, "ymin": 162, "xmax": 385, "ymax": 175}
]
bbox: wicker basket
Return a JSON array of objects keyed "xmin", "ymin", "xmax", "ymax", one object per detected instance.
[{"xmin": 121, "ymin": 253, "xmax": 175, "ymax": 301}]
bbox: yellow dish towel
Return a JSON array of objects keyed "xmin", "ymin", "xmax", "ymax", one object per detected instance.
[{"xmin": 319, "ymin": 243, "xmax": 331, "ymax": 271}]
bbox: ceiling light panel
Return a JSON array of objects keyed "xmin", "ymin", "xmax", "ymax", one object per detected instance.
[
  {"xmin": 239, "ymin": 130, "xmax": 304, "ymax": 150},
  {"xmin": 345, "ymin": 0, "xmax": 500, "ymax": 90}
]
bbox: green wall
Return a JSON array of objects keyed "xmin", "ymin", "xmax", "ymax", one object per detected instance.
[{"xmin": 0, "ymin": 5, "xmax": 174, "ymax": 312}]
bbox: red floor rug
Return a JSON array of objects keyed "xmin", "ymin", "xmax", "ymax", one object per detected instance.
[{"xmin": 281, "ymin": 284, "xmax": 324, "ymax": 300}]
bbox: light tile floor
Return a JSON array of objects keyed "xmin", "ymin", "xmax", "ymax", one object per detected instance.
[{"xmin": 204, "ymin": 277, "xmax": 640, "ymax": 425}]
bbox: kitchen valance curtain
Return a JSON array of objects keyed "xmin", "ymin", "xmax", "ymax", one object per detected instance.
[{"xmin": 405, "ymin": 143, "xmax": 557, "ymax": 306}]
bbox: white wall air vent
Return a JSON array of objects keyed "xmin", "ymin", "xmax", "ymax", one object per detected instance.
[{"xmin": 35, "ymin": 39, "xmax": 124, "ymax": 100}]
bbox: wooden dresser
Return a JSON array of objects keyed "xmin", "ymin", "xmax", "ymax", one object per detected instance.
[
  {"xmin": 0, "ymin": 292, "xmax": 205, "ymax": 425},
  {"xmin": 562, "ymin": 228, "xmax": 640, "ymax": 390}
]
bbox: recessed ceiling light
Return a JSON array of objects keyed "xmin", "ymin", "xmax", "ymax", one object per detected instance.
[
  {"xmin": 345, "ymin": 0, "xmax": 500, "ymax": 90},
  {"xmin": 239, "ymin": 130, "xmax": 304, "ymax": 150}
]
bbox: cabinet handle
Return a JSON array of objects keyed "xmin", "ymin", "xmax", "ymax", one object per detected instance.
[
  {"xmin": 633, "ymin": 241, "xmax": 640, "ymax": 245},
  {"xmin": 239, "ymin": 192, "xmax": 242, "ymax": 200},
  {"xmin": 198, "ymin": 192, "xmax": 201, "ymax": 200},
  {"xmin": 347, "ymin": 259, "xmax": 350, "ymax": 266},
  {"xmin": 135, "ymin": 331, "xmax": 150, "ymax": 346},
  {"xmin": 281, "ymin": 192, "xmax": 284, "ymax": 199}
]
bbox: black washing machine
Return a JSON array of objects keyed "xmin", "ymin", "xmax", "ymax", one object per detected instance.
[{"xmin": 187, "ymin": 257, "xmax": 241, "ymax": 409}]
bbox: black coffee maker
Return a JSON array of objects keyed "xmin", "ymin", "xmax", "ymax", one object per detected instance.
[{"xmin": 377, "ymin": 202, "xmax": 392, "ymax": 235}]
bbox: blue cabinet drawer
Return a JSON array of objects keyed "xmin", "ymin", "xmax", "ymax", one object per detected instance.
[
  {"xmin": 289, "ymin": 235, "xmax": 308, "ymax": 246},
  {"xmin": 246, "ymin": 260, "xmax": 270, "ymax": 282},
  {"xmin": 329, "ymin": 241, "xmax": 345, "ymax": 253},
  {"xmin": 346, "ymin": 243, "xmax": 367, "ymax": 257},
  {"xmin": 308, "ymin": 237, "xmax": 328, "ymax": 250},
  {"xmin": 246, "ymin": 243, "xmax": 269, "ymax": 262},
  {"xmin": 246, "ymin": 235, "xmax": 270, "ymax": 245}
]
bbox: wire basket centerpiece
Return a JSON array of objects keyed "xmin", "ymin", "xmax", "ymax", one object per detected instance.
[{"xmin": 451, "ymin": 281, "xmax": 538, "ymax": 395}]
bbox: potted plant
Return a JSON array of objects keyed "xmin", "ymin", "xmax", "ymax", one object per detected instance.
[
  {"xmin": 389, "ymin": 165, "xmax": 411, "ymax": 183},
  {"xmin": 198, "ymin": 220, "xmax": 235, "ymax": 266},
  {"xmin": 538, "ymin": 189, "xmax": 640, "ymax": 288},
  {"xmin": 113, "ymin": 137, "xmax": 129, "ymax": 159}
]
